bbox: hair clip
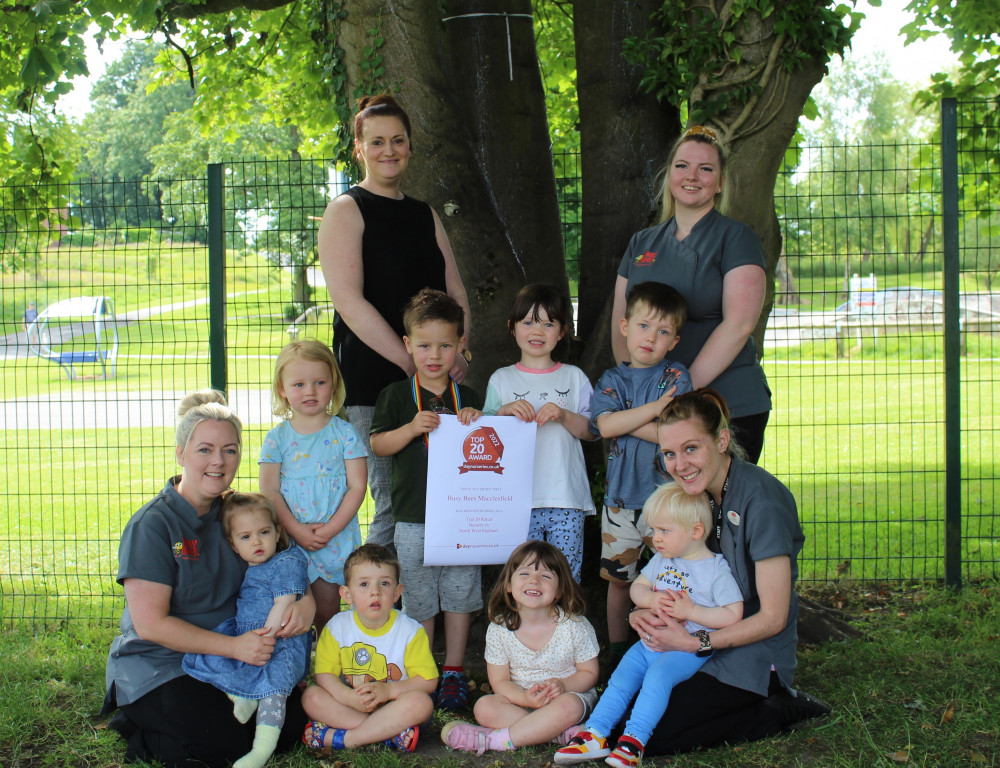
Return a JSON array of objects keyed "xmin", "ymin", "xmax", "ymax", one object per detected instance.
[{"xmin": 683, "ymin": 125, "xmax": 719, "ymax": 142}]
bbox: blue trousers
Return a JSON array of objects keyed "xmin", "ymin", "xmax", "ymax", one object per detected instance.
[{"xmin": 588, "ymin": 640, "xmax": 708, "ymax": 745}]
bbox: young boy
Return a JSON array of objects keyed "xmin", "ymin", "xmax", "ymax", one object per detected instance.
[
  {"xmin": 591, "ymin": 282, "xmax": 693, "ymax": 665},
  {"xmin": 554, "ymin": 484, "xmax": 743, "ymax": 768},
  {"xmin": 370, "ymin": 288, "xmax": 483, "ymax": 709},
  {"xmin": 301, "ymin": 544, "xmax": 439, "ymax": 751}
]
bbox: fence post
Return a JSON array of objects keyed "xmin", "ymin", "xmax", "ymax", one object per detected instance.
[
  {"xmin": 940, "ymin": 98, "xmax": 961, "ymax": 588},
  {"xmin": 207, "ymin": 163, "xmax": 227, "ymax": 395}
]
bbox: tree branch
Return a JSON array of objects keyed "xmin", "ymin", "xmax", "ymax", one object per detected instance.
[{"xmin": 163, "ymin": 0, "xmax": 296, "ymax": 19}]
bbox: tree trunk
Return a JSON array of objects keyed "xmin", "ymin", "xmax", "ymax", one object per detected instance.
[{"xmin": 573, "ymin": 0, "xmax": 680, "ymax": 375}]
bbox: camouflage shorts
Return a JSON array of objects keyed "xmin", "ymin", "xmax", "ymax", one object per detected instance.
[{"xmin": 600, "ymin": 505, "xmax": 653, "ymax": 583}]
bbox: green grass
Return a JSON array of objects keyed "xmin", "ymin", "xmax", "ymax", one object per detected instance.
[{"xmin": 2, "ymin": 583, "xmax": 997, "ymax": 767}]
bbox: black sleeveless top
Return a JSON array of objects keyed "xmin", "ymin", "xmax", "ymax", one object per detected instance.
[{"xmin": 332, "ymin": 186, "xmax": 447, "ymax": 407}]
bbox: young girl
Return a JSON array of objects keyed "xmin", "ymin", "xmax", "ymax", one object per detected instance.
[
  {"xmin": 182, "ymin": 492, "xmax": 312, "ymax": 768},
  {"xmin": 441, "ymin": 540, "xmax": 600, "ymax": 755},
  {"xmin": 483, "ymin": 284, "xmax": 596, "ymax": 581},
  {"xmin": 259, "ymin": 339, "xmax": 368, "ymax": 631}
]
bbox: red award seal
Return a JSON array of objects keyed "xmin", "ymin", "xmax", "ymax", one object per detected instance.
[{"xmin": 459, "ymin": 426, "xmax": 505, "ymax": 474}]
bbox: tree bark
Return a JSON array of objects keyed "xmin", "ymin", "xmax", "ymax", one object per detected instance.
[{"xmin": 573, "ymin": 0, "xmax": 680, "ymax": 375}]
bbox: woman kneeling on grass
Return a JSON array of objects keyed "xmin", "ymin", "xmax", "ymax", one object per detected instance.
[
  {"xmin": 102, "ymin": 390, "xmax": 315, "ymax": 768},
  {"xmin": 621, "ymin": 390, "xmax": 828, "ymax": 756}
]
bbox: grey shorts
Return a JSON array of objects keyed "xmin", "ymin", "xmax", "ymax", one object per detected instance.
[
  {"xmin": 394, "ymin": 522, "xmax": 483, "ymax": 622},
  {"xmin": 600, "ymin": 505, "xmax": 652, "ymax": 583}
]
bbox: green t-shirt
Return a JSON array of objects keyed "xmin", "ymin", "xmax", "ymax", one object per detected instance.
[{"xmin": 370, "ymin": 378, "xmax": 481, "ymax": 524}]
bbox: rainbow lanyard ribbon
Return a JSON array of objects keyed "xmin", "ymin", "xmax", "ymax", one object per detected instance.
[{"xmin": 411, "ymin": 374, "xmax": 462, "ymax": 448}]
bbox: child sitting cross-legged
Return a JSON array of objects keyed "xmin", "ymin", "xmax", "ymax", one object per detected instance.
[
  {"xmin": 441, "ymin": 541, "xmax": 600, "ymax": 755},
  {"xmin": 554, "ymin": 483, "xmax": 744, "ymax": 768},
  {"xmin": 301, "ymin": 544, "xmax": 438, "ymax": 753}
]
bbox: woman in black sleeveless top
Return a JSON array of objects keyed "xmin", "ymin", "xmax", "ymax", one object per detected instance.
[{"xmin": 317, "ymin": 94, "xmax": 471, "ymax": 549}]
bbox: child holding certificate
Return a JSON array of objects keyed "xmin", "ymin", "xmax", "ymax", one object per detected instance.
[
  {"xmin": 483, "ymin": 284, "xmax": 596, "ymax": 582},
  {"xmin": 370, "ymin": 288, "xmax": 483, "ymax": 710}
]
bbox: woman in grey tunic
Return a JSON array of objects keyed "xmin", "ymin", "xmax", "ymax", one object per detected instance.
[
  {"xmin": 611, "ymin": 126, "xmax": 771, "ymax": 462},
  {"xmin": 626, "ymin": 390, "xmax": 828, "ymax": 754}
]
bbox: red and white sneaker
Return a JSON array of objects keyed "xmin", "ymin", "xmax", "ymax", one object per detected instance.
[
  {"xmin": 605, "ymin": 735, "xmax": 644, "ymax": 768},
  {"xmin": 553, "ymin": 730, "xmax": 611, "ymax": 764}
]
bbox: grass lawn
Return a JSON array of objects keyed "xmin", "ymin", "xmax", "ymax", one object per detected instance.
[{"xmin": 2, "ymin": 582, "xmax": 997, "ymax": 768}]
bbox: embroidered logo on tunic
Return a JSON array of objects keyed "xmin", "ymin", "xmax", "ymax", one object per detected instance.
[
  {"xmin": 727, "ymin": 510, "xmax": 741, "ymax": 526},
  {"xmin": 634, "ymin": 250, "xmax": 657, "ymax": 266},
  {"xmin": 172, "ymin": 538, "xmax": 200, "ymax": 560}
]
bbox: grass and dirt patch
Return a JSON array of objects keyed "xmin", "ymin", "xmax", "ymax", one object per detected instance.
[{"xmin": 2, "ymin": 582, "xmax": 997, "ymax": 768}]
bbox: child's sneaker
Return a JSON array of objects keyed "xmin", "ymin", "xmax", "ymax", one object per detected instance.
[
  {"xmin": 605, "ymin": 735, "xmax": 644, "ymax": 768},
  {"xmin": 554, "ymin": 730, "xmax": 611, "ymax": 764},
  {"xmin": 437, "ymin": 670, "xmax": 470, "ymax": 709}
]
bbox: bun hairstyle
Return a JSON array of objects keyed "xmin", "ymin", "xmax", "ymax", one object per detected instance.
[
  {"xmin": 354, "ymin": 94, "xmax": 413, "ymax": 162},
  {"xmin": 487, "ymin": 540, "xmax": 587, "ymax": 631},
  {"xmin": 656, "ymin": 124, "xmax": 729, "ymax": 222},
  {"xmin": 657, "ymin": 388, "xmax": 746, "ymax": 461},
  {"xmin": 175, "ymin": 389, "xmax": 243, "ymax": 453}
]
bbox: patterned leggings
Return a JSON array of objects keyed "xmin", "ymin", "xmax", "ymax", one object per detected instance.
[{"xmin": 528, "ymin": 507, "xmax": 587, "ymax": 582}]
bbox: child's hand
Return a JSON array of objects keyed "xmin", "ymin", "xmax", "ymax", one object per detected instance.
[
  {"xmin": 353, "ymin": 681, "xmax": 391, "ymax": 712},
  {"xmin": 524, "ymin": 683, "xmax": 551, "ymax": 709},
  {"xmin": 289, "ymin": 521, "xmax": 330, "ymax": 551},
  {"xmin": 652, "ymin": 385, "xmax": 678, "ymax": 415},
  {"xmin": 457, "ymin": 407, "xmax": 482, "ymax": 426},
  {"xmin": 538, "ymin": 678, "xmax": 566, "ymax": 703},
  {"xmin": 410, "ymin": 410, "xmax": 440, "ymax": 436},
  {"xmin": 534, "ymin": 403, "xmax": 565, "ymax": 426},
  {"xmin": 660, "ymin": 588, "xmax": 694, "ymax": 621},
  {"xmin": 498, "ymin": 400, "xmax": 536, "ymax": 422}
]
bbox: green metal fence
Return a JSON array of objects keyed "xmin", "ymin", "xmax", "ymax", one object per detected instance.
[{"xmin": 1, "ymin": 100, "xmax": 997, "ymax": 624}]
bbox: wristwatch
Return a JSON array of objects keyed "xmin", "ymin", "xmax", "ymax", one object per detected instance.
[
  {"xmin": 694, "ymin": 629, "xmax": 713, "ymax": 657},
  {"xmin": 461, "ymin": 348, "xmax": 473, "ymax": 365}
]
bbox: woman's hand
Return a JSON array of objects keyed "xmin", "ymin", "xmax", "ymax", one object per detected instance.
[
  {"xmin": 449, "ymin": 353, "xmax": 469, "ymax": 383},
  {"xmin": 232, "ymin": 628, "xmax": 276, "ymax": 666},
  {"xmin": 275, "ymin": 588, "xmax": 316, "ymax": 638},
  {"xmin": 629, "ymin": 607, "xmax": 697, "ymax": 653}
]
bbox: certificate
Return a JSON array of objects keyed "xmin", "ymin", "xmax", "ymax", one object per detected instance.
[{"xmin": 424, "ymin": 415, "xmax": 536, "ymax": 565}]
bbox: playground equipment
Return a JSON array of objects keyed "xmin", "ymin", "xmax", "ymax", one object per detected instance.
[{"xmin": 27, "ymin": 296, "xmax": 119, "ymax": 380}]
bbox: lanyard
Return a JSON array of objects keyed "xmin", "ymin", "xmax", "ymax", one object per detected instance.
[
  {"xmin": 411, "ymin": 374, "xmax": 461, "ymax": 448},
  {"xmin": 705, "ymin": 460, "xmax": 732, "ymax": 553}
]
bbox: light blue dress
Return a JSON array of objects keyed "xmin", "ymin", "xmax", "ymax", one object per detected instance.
[
  {"xmin": 259, "ymin": 417, "xmax": 367, "ymax": 585},
  {"xmin": 182, "ymin": 546, "xmax": 311, "ymax": 699}
]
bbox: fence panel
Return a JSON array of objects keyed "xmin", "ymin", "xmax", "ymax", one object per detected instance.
[{"xmin": 2, "ymin": 106, "xmax": 998, "ymax": 624}]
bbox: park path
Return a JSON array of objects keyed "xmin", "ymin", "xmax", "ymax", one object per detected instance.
[{"xmin": 1, "ymin": 291, "xmax": 278, "ymax": 430}]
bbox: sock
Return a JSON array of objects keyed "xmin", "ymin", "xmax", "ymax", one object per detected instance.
[
  {"xmin": 233, "ymin": 723, "xmax": 280, "ymax": 768},
  {"xmin": 228, "ymin": 694, "xmax": 258, "ymax": 724},
  {"xmin": 486, "ymin": 727, "xmax": 516, "ymax": 751},
  {"xmin": 443, "ymin": 665, "xmax": 464, "ymax": 675}
]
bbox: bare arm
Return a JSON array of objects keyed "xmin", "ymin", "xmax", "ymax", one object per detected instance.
[
  {"xmin": 687, "ymin": 264, "xmax": 765, "ymax": 390},
  {"xmin": 370, "ymin": 411, "xmax": 439, "ymax": 457},
  {"xmin": 124, "ymin": 578, "xmax": 275, "ymax": 665},
  {"xmin": 262, "ymin": 594, "xmax": 298, "ymax": 637},
  {"xmin": 434, "ymin": 208, "xmax": 472, "ymax": 382},
  {"xmin": 596, "ymin": 392, "xmax": 673, "ymax": 439},
  {"xmin": 535, "ymin": 403, "xmax": 595, "ymax": 441},
  {"xmin": 318, "ymin": 195, "xmax": 414, "ymax": 376},
  {"xmin": 314, "ymin": 671, "xmax": 369, "ymax": 713},
  {"xmin": 260, "ymin": 462, "xmax": 329, "ymax": 551},
  {"xmin": 611, "ymin": 275, "xmax": 629, "ymax": 364},
  {"xmin": 486, "ymin": 662, "xmax": 534, "ymax": 708},
  {"xmin": 316, "ymin": 457, "xmax": 367, "ymax": 539}
]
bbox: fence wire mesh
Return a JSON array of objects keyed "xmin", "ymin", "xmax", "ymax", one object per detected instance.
[{"xmin": 1, "ymin": 106, "xmax": 997, "ymax": 625}]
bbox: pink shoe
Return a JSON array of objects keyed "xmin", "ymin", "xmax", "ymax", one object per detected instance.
[{"xmin": 440, "ymin": 721, "xmax": 494, "ymax": 755}]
